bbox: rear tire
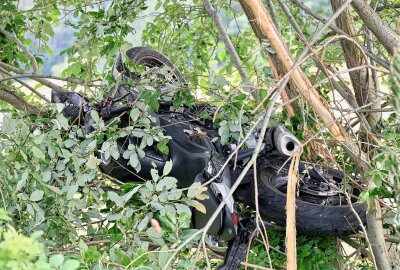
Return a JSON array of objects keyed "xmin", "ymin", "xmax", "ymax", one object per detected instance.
[{"xmin": 234, "ymin": 158, "xmax": 367, "ymax": 236}]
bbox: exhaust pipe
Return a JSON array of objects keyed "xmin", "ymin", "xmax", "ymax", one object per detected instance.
[{"xmin": 273, "ymin": 126, "xmax": 300, "ymax": 156}]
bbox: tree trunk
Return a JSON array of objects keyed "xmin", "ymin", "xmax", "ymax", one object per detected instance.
[
  {"xmin": 330, "ymin": 2, "xmax": 390, "ymax": 269},
  {"xmin": 239, "ymin": 0, "xmax": 343, "ymax": 139},
  {"xmin": 238, "ymin": 0, "xmax": 302, "ymax": 117},
  {"xmin": 365, "ymin": 199, "xmax": 391, "ymax": 270},
  {"xmin": 351, "ymin": 0, "xmax": 400, "ymax": 55},
  {"xmin": 239, "ymin": 1, "xmax": 392, "ymax": 269}
]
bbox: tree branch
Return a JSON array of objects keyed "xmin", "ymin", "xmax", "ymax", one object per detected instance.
[
  {"xmin": 288, "ymin": 0, "xmax": 390, "ymax": 69},
  {"xmin": 241, "ymin": 1, "xmax": 393, "ymax": 268},
  {"xmin": 203, "ymin": 0, "xmax": 257, "ymax": 99},
  {"xmin": 0, "ymin": 67, "xmax": 49, "ymax": 102},
  {"xmin": 376, "ymin": 3, "xmax": 400, "ymax": 12},
  {"xmin": 0, "ymin": 61, "xmax": 68, "ymax": 92},
  {"xmin": 0, "ymin": 28, "xmax": 39, "ymax": 74},
  {"xmin": 0, "ymin": 86, "xmax": 39, "ymax": 114},
  {"xmin": 351, "ymin": 0, "xmax": 400, "ymax": 55},
  {"xmin": 241, "ymin": 0, "xmax": 351, "ymax": 139}
]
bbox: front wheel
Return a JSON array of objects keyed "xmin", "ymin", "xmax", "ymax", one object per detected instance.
[{"xmin": 234, "ymin": 156, "xmax": 367, "ymax": 236}]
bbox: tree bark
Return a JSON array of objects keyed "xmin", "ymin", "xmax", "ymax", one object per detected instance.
[
  {"xmin": 203, "ymin": 0, "xmax": 258, "ymax": 99},
  {"xmin": 238, "ymin": 2, "xmax": 393, "ymax": 268},
  {"xmin": 238, "ymin": 0, "xmax": 301, "ymax": 116},
  {"xmin": 0, "ymin": 87, "xmax": 39, "ymax": 114},
  {"xmin": 351, "ymin": 0, "xmax": 400, "ymax": 55},
  {"xmin": 286, "ymin": 152, "xmax": 300, "ymax": 269},
  {"xmin": 366, "ymin": 199, "xmax": 392, "ymax": 270},
  {"xmin": 331, "ymin": 0, "xmax": 381, "ymax": 128},
  {"xmin": 239, "ymin": 0, "xmax": 343, "ymax": 139},
  {"xmin": 331, "ymin": 2, "xmax": 390, "ymax": 269},
  {"xmin": 288, "ymin": 0, "xmax": 390, "ymax": 70}
]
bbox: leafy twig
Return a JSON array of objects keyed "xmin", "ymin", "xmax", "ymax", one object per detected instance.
[{"xmin": 0, "ymin": 28, "xmax": 39, "ymax": 74}]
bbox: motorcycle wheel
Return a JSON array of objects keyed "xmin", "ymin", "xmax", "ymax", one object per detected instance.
[
  {"xmin": 234, "ymin": 157, "xmax": 367, "ymax": 236},
  {"xmin": 113, "ymin": 47, "xmax": 184, "ymax": 84},
  {"xmin": 110, "ymin": 47, "xmax": 187, "ymax": 103}
]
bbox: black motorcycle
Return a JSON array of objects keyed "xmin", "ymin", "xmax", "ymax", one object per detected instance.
[{"xmin": 52, "ymin": 47, "xmax": 366, "ymax": 269}]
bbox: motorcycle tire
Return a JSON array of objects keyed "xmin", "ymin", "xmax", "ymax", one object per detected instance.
[
  {"xmin": 114, "ymin": 46, "xmax": 184, "ymax": 83},
  {"xmin": 234, "ymin": 158, "xmax": 367, "ymax": 236}
]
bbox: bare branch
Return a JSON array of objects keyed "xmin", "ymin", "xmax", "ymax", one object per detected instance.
[
  {"xmin": 0, "ymin": 86, "xmax": 39, "ymax": 114},
  {"xmin": 352, "ymin": 0, "xmax": 400, "ymax": 55},
  {"xmin": 203, "ymin": 0, "xmax": 257, "ymax": 99},
  {"xmin": 0, "ymin": 73, "xmax": 93, "ymax": 85},
  {"xmin": 286, "ymin": 151, "xmax": 300, "ymax": 270},
  {"xmin": 0, "ymin": 67, "xmax": 49, "ymax": 102},
  {"xmin": 0, "ymin": 61, "xmax": 68, "ymax": 92},
  {"xmin": 0, "ymin": 28, "xmax": 39, "ymax": 74},
  {"xmin": 376, "ymin": 3, "xmax": 400, "ymax": 12},
  {"xmin": 350, "ymin": 233, "xmax": 400, "ymax": 244},
  {"xmin": 288, "ymin": 0, "xmax": 390, "ymax": 69},
  {"xmin": 241, "ymin": 0, "xmax": 354, "ymax": 139}
]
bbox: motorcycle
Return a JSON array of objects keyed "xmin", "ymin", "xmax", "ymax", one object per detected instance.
[{"xmin": 52, "ymin": 47, "xmax": 366, "ymax": 269}]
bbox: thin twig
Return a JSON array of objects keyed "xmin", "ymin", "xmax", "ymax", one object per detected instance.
[
  {"xmin": 0, "ymin": 28, "xmax": 39, "ymax": 74},
  {"xmin": 203, "ymin": 0, "xmax": 257, "ymax": 99},
  {"xmin": 288, "ymin": 0, "xmax": 390, "ymax": 69},
  {"xmin": 0, "ymin": 61, "xmax": 68, "ymax": 92}
]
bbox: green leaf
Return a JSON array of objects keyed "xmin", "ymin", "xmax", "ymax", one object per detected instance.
[
  {"xmin": 137, "ymin": 213, "xmax": 152, "ymax": 232},
  {"xmin": 150, "ymin": 168, "xmax": 159, "ymax": 182},
  {"xmin": 42, "ymin": 171, "xmax": 52, "ymax": 182},
  {"xmin": 107, "ymin": 213, "xmax": 122, "ymax": 221},
  {"xmin": 67, "ymin": 185, "xmax": 79, "ymax": 200},
  {"xmin": 156, "ymin": 177, "xmax": 177, "ymax": 191},
  {"xmin": 0, "ymin": 209, "xmax": 12, "ymax": 222},
  {"xmin": 64, "ymin": 139, "xmax": 77, "ymax": 148},
  {"xmin": 373, "ymin": 174, "xmax": 382, "ymax": 188},
  {"xmin": 155, "ymin": 1, "xmax": 162, "ymax": 10},
  {"xmin": 16, "ymin": 171, "xmax": 28, "ymax": 191},
  {"xmin": 187, "ymin": 182, "xmax": 201, "ymax": 198},
  {"xmin": 47, "ymin": 185, "xmax": 62, "ymax": 195},
  {"xmin": 163, "ymin": 160, "xmax": 173, "ymax": 176},
  {"xmin": 83, "ymin": 246, "xmax": 101, "ymax": 264},
  {"xmin": 358, "ymin": 191, "xmax": 369, "ymax": 203},
  {"xmin": 123, "ymin": 185, "xmax": 141, "ymax": 203},
  {"xmin": 130, "ymin": 108, "xmax": 140, "ymax": 122},
  {"xmin": 158, "ymin": 246, "xmax": 170, "ymax": 267},
  {"xmin": 175, "ymin": 203, "xmax": 191, "ymax": 215},
  {"xmin": 101, "ymin": 141, "xmax": 111, "ymax": 151},
  {"xmin": 61, "ymin": 259, "xmax": 80, "ymax": 270},
  {"xmin": 30, "ymin": 190, "xmax": 44, "ymax": 202},
  {"xmin": 91, "ymin": 110, "xmax": 100, "ymax": 124},
  {"xmin": 56, "ymin": 113, "xmax": 69, "ymax": 129},
  {"xmin": 146, "ymin": 227, "xmax": 165, "ymax": 246},
  {"xmin": 32, "ymin": 146, "xmax": 45, "ymax": 160},
  {"xmin": 49, "ymin": 254, "xmax": 65, "ymax": 267},
  {"xmin": 108, "ymin": 191, "xmax": 124, "ymax": 207}
]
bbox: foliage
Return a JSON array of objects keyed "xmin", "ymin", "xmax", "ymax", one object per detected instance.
[
  {"xmin": 0, "ymin": 208, "xmax": 80, "ymax": 270},
  {"xmin": 246, "ymin": 229, "xmax": 340, "ymax": 270},
  {"xmin": 0, "ymin": 0, "xmax": 399, "ymax": 269},
  {"xmin": 0, "ymin": 97, "xmax": 203, "ymax": 268}
]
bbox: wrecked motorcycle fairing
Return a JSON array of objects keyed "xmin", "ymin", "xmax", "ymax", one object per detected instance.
[
  {"xmin": 52, "ymin": 90, "xmax": 238, "ymax": 242},
  {"xmin": 100, "ymin": 114, "xmax": 237, "ymax": 241}
]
